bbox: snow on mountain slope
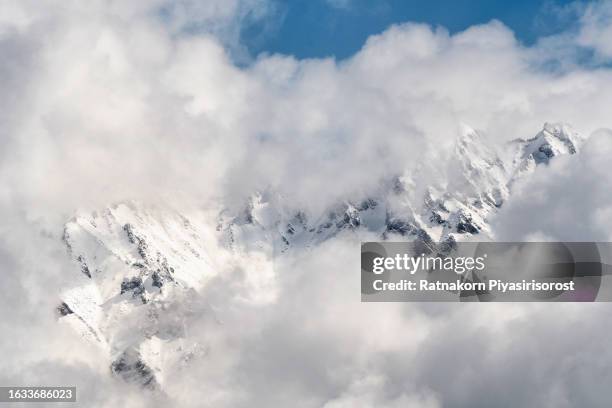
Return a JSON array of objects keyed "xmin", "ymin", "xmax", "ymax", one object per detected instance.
[
  {"xmin": 507, "ymin": 122, "xmax": 584, "ymax": 186},
  {"xmin": 218, "ymin": 123, "xmax": 579, "ymax": 252},
  {"xmin": 57, "ymin": 123, "xmax": 584, "ymax": 389},
  {"xmin": 60, "ymin": 202, "xmax": 218, "ymax": 388}
]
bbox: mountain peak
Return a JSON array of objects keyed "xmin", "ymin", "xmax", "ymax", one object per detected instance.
[
  {"xmin": 57, "ymin": 123, "xmax": 586, "ymax": 390},
  {"xmin": 529, "ymin": 122, "xmax": 582, "ymax": 163},
  {"xmin": 505, "ymin": 123, "xmax": 581, "ymax": 184}
]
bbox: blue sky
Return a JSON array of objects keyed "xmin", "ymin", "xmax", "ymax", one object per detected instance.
[{"xmin": 242, "ymin": 0, "xmax": 589, "ymax": 59}]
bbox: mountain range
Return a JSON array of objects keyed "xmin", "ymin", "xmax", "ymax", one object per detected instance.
[{"xmin": 57, "ymin": 122, "xmax": 583, "ymax": 390}]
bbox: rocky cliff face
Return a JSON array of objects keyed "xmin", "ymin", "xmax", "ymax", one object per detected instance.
[
  {"xmin": 57, "ymin": 123, "xmax": 583, "ymax": 388},
  {"xmin": 60, "ymin": 203, "xmax": 216, "ymax": 388}
]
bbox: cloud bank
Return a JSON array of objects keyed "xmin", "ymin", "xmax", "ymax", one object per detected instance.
[{"xmin": 1, "ymin": 0, "xmax": 612, "ymax": 217}]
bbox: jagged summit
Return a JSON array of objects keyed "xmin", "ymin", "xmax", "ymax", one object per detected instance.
[
  {"xmin": 57, "ymin": 123, "xmax": 584, "ymax": 389},
  {"xmin": 507, "ymin": 122, "xmax": 583, "ymax": 184}
]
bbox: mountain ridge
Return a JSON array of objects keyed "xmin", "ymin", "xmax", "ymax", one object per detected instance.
[{"xmin": 57, "ymin": 122, "xmax": 584, "ymax": 389}]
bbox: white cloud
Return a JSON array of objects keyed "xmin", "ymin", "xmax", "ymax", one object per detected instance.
[
  {"xmin": 493, "ymin": 129, "xmax": 612, "ymax": 241},
  {"xmin": 2, "ymin": 1, "xmax": 612, "ymax": 218},
  {"xmin": 577, "ymin": 0, "xmax": 612, "ymax": 60}
]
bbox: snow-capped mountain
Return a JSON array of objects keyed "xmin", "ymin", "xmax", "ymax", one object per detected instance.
[
  {"xmin": 60, "ymin": 204, "xmax": 217, "ymax": 388},
  {"xmin": 57, "ymin": 123, "xmax": 583, "ymax": 389},
  {"xmin": 506, "ymin": 122, "xmax": 584, "ymax": 186},
  {"xmin": 217, "ymin": 122, "xmax": 582, "ymax": 252}
]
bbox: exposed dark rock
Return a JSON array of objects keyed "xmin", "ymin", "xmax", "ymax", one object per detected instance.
[
  {"xmin": 358, "ymin": 198, "xmax": 377, "ymax": 211},
  {"xmin": 429, "ymin": 211, "xmax": 446, "ymax": 224},
  {"xmin": 539, "ymin": 143, "xmax": 554, "ymax": 158},
  {"xmin": 385, "ymin": 219, "xmax": 414, "ymax": 236},
  {"xmin": 455, "ymin": 213, "xmax": 480, "ymax": 234},
  {"xmin": 150, "ymin": 258, "xmax": 175, "ymax": 290},
  {"xmin": 337, "ymin": 207, "xmax": 361, "ymax": 229},
  {"xmin": 137, "ymin": 240, "xmax": 149, "ymax": 261},
  {"xmin": 316, "ymin": 221, "xmax": 333, "ymax": 233},
  {"xmin": 123, "ymin": 223, "xmax": 136, "ymax": 244},
  {"xmin": 57, "ymin": 302, "xmax": 73, "ymax": 316},
  {"xmin": 157, "ymin": 257, "xmax": 175, "ymax": 276},
  {"xmin": 111, "ymin": 349, "xmax": 157, "ymax": 389},
  {"xmin": 243, "ymin": 202, "xmax": 254, "ymax": 224},
  {"xmin": 340, "ymin": 213, "xmax": 360, "ymax": 228},
  {"xmin": 76, "ymin": 255, "xmax": 91, "ymax": 278},
  {"xmin": 533, "ymin": 143, "xmax": 555, "ymax": 164},
  {"xmin": 294, "ymin": 211, "xmax": 307, "ymax": 226},
  {"xmin": 121, "ymin": 277, "xmax": 145, "ymax": 300},
  {"xmin": 123, "ymin": 224, "xmax": 150, "ymax": 262},
  {"xmin": 151, "ymin": 271, "xmax": 164, "ymax": 288}
]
